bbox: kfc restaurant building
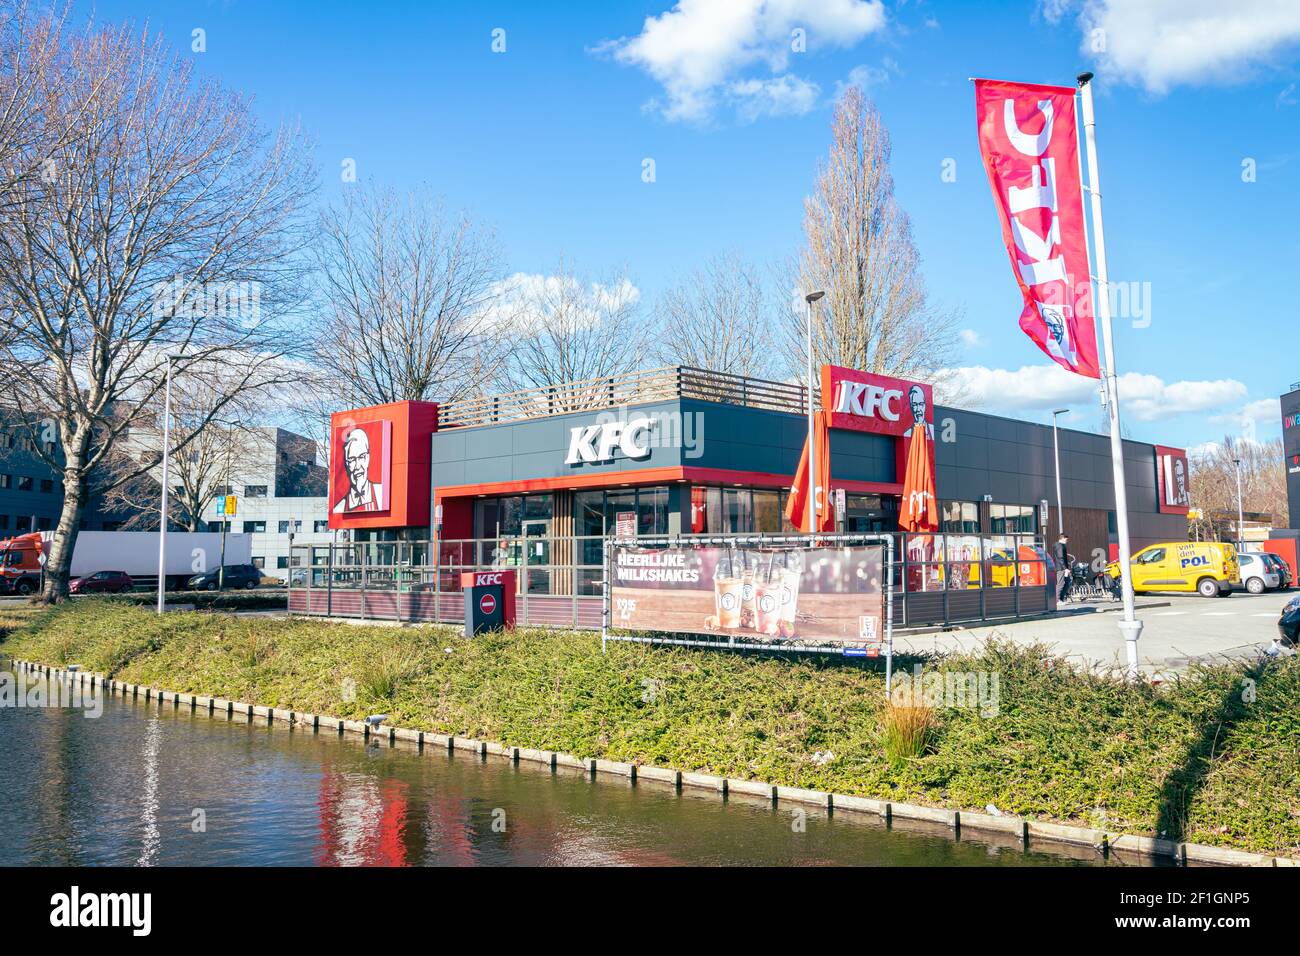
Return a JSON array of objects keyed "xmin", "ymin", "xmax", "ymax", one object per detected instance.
[{"xmin": 294, "ymin": 365, "xmax": 1189, "ymax": 629}]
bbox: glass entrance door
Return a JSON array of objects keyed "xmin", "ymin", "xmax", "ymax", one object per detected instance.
[{"xmin": 522, "ymin": 519, "xmax": 550, "ymax": 594}]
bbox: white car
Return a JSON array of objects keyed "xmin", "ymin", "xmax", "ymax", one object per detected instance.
[{"xmin": 1237, "ymin": 552, "xmax": 1280, "ymax": 594}]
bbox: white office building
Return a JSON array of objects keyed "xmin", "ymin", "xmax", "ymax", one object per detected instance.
[{"xmin": 200, "ymin": 428, "xmax": 332, "ymax": 577}]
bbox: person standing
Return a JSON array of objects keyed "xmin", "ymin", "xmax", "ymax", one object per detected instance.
[{"xmin": 1055, "ymin": 533, "xmax": 1071, "ymax": 602}]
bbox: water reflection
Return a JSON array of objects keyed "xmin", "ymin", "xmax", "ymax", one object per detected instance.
[{"xmin": 0, "ymin": 676, "xmax": 1116, "ymax": 867}]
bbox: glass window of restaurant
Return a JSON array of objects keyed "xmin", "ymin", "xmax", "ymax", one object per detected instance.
[
  {"xmin": 691, "ymin": 486, "xmax": 791, "ymax": 534},
  {"xmin": 844, "ymin": 494, "xmax": 898, "ymax": 533},
  {"xmin": 941, "ymin": 500, "xmax": 980, "ymax": 533},
  {"xmin": 990, "ymin": 503, "xmax": 1036, "ymax": 534}
]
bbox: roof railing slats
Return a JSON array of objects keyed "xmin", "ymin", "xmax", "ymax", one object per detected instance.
[{"xmin": 437, "ymin": 366, "xmax": 819, "ymax": 429}]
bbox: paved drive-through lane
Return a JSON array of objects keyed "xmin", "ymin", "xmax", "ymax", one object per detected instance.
[{"xmin": 897, "ymin": 589, "xmax": 1296, "ymax": 675}]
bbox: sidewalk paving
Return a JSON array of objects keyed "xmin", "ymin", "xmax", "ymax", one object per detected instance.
[{"xmin": 895, "ymin": 591, "xmax": 1295, "ymax": 675}]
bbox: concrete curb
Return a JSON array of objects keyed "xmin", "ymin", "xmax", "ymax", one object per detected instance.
[
  {"xmin": 892, "ymin": 802, "xmax": 957, "ymax": 828},
  {"xmin": 11, "ymin": 657, "xmax": 1292, "ymax": 868},
  {"xmin": 681, "ymin": 771, "xmax": 726, "ymax": 793}
]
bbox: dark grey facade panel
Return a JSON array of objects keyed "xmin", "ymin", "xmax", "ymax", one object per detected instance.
[{"xmin": 431, "ymin": 396, "xmax": 1172, "ymax": 522}]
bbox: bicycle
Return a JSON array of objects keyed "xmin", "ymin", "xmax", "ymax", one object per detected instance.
[{"xmin": 1062, "ymin": 558, "xmax": 1119, "ymax": 602}]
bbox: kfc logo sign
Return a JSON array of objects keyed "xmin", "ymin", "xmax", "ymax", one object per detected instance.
[
  {"xmin": 834, "ymin": 380, "xmax": 903, "ymax": 422},
  {"xmin": 820, "ymin": 365, "xmax": 932, "ymax": 438},
  {"xmin": 974, "ymin": 79, "xmax": 1100, "ymax": 379},
  {"xmin": 566, "ymin": 416, "xmax": 654, "ymax": 465},
  {"xmin": 1155, "ymin": 445, "xmax": 1190, "ymax": 515},
  {"xmin": 331, "ymin": 419, "xmax": 392, "ymax": 515}
]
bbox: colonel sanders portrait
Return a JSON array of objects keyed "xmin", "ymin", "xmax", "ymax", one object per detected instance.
[
  {"xmin": 902, "ymin": 384, "xmax": 934, "ymax": 440},
  {"xmin": 1172, "ymin": 457, "xmax": 1189, "ymax": 506},
  {"xmin": 1043, "ymin": 305, "xmax": 1066, "ymax": 347},
  {"xmin": 333, "ymin": 426, "xmax": 385, "ymax": 514}
]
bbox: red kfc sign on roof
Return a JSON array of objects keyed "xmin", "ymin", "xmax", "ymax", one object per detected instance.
[{"xmin": 820, "ymin": 365, "xmax": 933, "ymax": 439}]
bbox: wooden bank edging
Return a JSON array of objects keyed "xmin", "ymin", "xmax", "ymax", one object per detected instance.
[{"xmin": 14, "ymin": 659, "xmax": 1293, "ymax": 869}]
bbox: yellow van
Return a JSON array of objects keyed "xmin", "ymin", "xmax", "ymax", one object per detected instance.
[{"xmin": 1105, "ymin": 542, "xmax": 1240, "ymax": 598}]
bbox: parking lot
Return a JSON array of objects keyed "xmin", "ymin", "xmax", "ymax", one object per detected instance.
[{"xmin": 898, "ymin": 588, "xmax": 1296, "ymax": 675}]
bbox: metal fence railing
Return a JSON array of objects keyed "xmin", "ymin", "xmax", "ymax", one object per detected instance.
[
  {"xmin": 435, "ymin": 365, "xmax": 816, "ymax": 428},
  {"xmin": 286, "ymin": 531, "xmax": 1055, "ymax": 630}
]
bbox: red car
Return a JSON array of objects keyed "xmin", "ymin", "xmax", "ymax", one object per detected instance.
[{"xmin": 69, "ymin": 570, "xmax": 134, "ymax": 594}]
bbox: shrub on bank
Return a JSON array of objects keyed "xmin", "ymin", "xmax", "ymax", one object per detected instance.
[{"xmin": 1, "ymin": 599, "xmax": 1295, "ymax": 857}]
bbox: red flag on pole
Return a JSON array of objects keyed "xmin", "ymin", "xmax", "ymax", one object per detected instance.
[
  {"xmin": 785, "ymin": 410, "xmax": 834, "ymax": 533},
  {"xmin": 974, "ymin": 78, "xmax": 1100, "ymax": 379},
  {"xmin": 899, "ymin": 429, "xmax": 938, "ymax": 532}
]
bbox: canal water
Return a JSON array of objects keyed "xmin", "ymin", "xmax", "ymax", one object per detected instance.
[{"xmin": 0, "ymin": 672, "xmax": 1109, "ymax": 867}]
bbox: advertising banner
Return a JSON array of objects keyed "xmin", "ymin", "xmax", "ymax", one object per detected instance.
[
  {"xmin": 609, "ymin": 544, "xmax": 885, "ymax": 646},
  {"xmin": 1154, "ymin": 444, "xmax": 1190, "ymax": 515},
  {"xmin": 975, "ymin": 79, "xmax": 1100, "ymax": 379}
]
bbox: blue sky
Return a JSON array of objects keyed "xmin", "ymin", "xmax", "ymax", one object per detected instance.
[{"xmin": 74, "ymin": 0, "xmax": 1300, "ymax": 450}]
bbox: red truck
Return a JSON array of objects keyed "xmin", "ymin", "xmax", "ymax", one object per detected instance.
[
  {"xmin": 0, "ymin": 529, "xmax": 255, "ymax": 595},
  {"xmin": 0, "ymin": 532, "xmax": 45, "ymax": 595}
]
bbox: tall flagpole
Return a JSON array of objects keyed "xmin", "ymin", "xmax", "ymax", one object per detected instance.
[{"xmin": 1078, "ymin": 72, "xmax": 1142, "ymax": 677}]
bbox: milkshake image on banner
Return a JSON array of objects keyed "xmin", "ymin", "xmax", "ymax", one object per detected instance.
[
  {"xmin": 713, "ymin": 550, "xmax": 743, "ymax": 630},
  {"xmin": 779, "ymin": 550, "xmax": 804, "ymax": 638}
]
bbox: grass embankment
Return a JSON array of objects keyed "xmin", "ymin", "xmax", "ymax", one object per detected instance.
[
  {"xmin": 114, "ymin": 590, "xmax": 288, "ymax": 612},
  {"xmin": 2, "ymin": 600, "xmax": 1296, "ymax": 856}
]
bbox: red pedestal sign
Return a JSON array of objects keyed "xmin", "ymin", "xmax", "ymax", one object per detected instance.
[{"xmin": 460, "ymin": 569, "xmax": 516, "ymax": 636}]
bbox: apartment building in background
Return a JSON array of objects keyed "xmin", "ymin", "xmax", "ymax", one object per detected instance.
[
  {"xmin": 201, "ymin": 427, "xmax": 331, "ymax": 574},
  {"xmin": 0, "ymin": 417, "xmax": 330, "ymax": 578}
]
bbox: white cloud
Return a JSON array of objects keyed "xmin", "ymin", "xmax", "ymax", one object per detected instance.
[
  {"xmin": 482, "ymin": 272, "xmax": 641, "ymax": 332},
  {"xmin": 948, "ymin": 364, "xmax": 1248, "ymax": 422},
  {"xmin": 835, "ymin": 57, "xmax": 899, "ymax": 97},
  {"xmin": 1217, "ymin": 396, "xmax": 1279, "ymax": 422},
  {"xmin": 1189, "ymin": 435, "xmax": 1275, "ymax": 459},
  {"xmin": 598, "ymin": 0, "xmax": 886, "ymax": 122},
  {"xmin": 1057, "ymin": 0, "xmax": 1300, "ymax": 94},
  {"xmin": 1278, "ymin": 82, "xmax": 1298, "ymax": 106},
  {"xmin": 729, "ymin": 74, "xmax": 821, "ymax": 121},
  {"xmin": 958, "ymin": 328, "xmax": 984, "ymax": 348}
]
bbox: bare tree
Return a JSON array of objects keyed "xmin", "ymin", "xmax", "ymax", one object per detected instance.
[
  {"xmin": 653, "ymin": 252, "xmax": 775, "ymax": 378},
  {"xmin": 0, "ymin": 19, "xmax": 315, "ymax": 602},
  {"xmin": 311, "ymin": 184, "xmax": 505, "ymax": 409},
  {"xmin": 0, "ymin": 3, "xmax": 75, "ymax": 224},
  {"xmin": 794, "ymin": 86, "xmax": 957, "ymax": 382},
  {"xmin": 103, "ymin": 367, "xmax": 281, "ymax": 531},
  {"xmin": 1188, "ymin": 436, "xmax": 1288, "ymax": 540},
  {"xmin": 495, "ymin": 259, "xmax": 646, "ymax": 410}
]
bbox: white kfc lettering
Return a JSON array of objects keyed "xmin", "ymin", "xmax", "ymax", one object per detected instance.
[
  {"xmin": 1004, "ymin": 97, "xmax": 1064, "ymax": 289},
  {"xmin": 834, "ymin": 382, "xmax": 902, "ymax": 421},
  {"xmin": 565, "ymin": 418, "xmax": 654, "ymax": 465},
  {"xmin": 1010, "ymin": 216, "xmax": 1066, "ymax": 287},
  {"xmin": 1008, "ymin": 157, "xmax": 1057, "ymax": 215},
  {"xmin": 1004, "ymin": 97, "xmax": 1053, "ymax": 157}
]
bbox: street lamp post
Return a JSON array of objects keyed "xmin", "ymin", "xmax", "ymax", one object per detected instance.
[
  {"xmin": 1233, "ymin": 457, "xmax": 1244, "ymax": 548},
  {"xmin": 1051, "ymin": 408, "xmax": 1068, "ymax": 536},
  {"xmin": 804, "ymin": 291, "xmax": 825, "ymax": 533},
  {"xmin": 156, "ymin": 356, "xmax": 175, "ymax": 614}
]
